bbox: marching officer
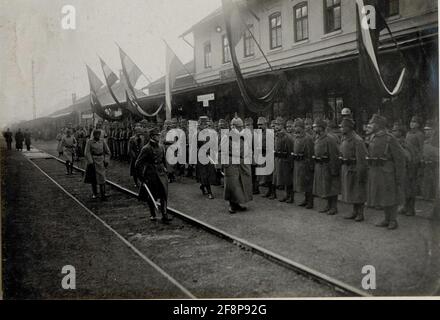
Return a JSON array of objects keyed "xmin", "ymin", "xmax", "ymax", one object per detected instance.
[
  {"xmin": 312, "ymin": 118, "xmax": 341, "ymax": 215},
  {"xmin": 129, "ymin": 125, "xmax": 145, "ymax": 188},
  {"xmin": 222, "ymin": 117, "xmax": 253, "ymax": 214},
  {"xmin": 196, "ymin": 116, "xmax": 216, "ymax": 199},
  {"xmin": 366, "ymin": 114, "xmax": 405, "ymax": 230},
  {"xmin": 340, "ymin": 118, "xmax": 368, "ymax": 222},
  {"xmin": 135, "ymin": 127, "xmax": 171, "ymax": 223},
  {"xmin": 61, "ymin": 129, "xmax": 77, "ymax": 175},
  {"xmin": 292, "ymin": 119, "xmax": 314, "ymax": 209}
]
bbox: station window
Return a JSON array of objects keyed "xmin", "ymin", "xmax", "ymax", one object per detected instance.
[
  {"xmin": 222, "ymin": 35, "xmax": 231, "ymax": 64},
  {"xmin": 243, "ymin": 24, "xmax": 255, "ymax": 57},
  {"xmin": 385, "ymin": 0, "xmax": 399, "ymax": 17},
  {"xmin": 204, "ymin": 42, "xmax": 211, "ymax": 68},
  {"xmin": 294, "ymin": 2, "xmax": 308, "ymax": 42},
  {"xmin": 269, "ymin": 12, "xmax": 282, "ymax": 49},
  {"xmin": 324, "ymin": 0, "xmax": 341, "ymax": 34}
]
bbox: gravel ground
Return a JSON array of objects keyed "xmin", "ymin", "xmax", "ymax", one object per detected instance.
[
  {"xmin": 34, "ymin": 140, "xmax": 440, "ymax": 296},
  {"xmin": 2, "ymin": 142, "xmax": 343, "ymax": 298}
]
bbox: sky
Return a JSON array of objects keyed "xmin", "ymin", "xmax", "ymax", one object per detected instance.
[{"xmin": 0, "ymin": 0, "xmax": 221, "ymax": 127}]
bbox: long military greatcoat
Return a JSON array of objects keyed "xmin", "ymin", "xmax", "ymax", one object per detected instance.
[
  {"xmin": 313, "ymin": 133, "xmax": 341, "ymax": 198},
  {"xmin": 84, "ymin": 138, "xmax": 110, "ymax": 185},
  {"xmin": 129, "ymin": 134, "xmax": 144, "ymax": 177},
  {"xmin": 196, "ymin": 132, "xmax": 217, "ymax": 186},
  {"xmin": 292, "ymin": 133, "xmax": 314, "ymax": 193},
  {"xmin": 366, "ymin": 130, "xmax": 405, "ymax": 207},
  {"xmin": 273, "ymin": 130, "xmax": 294, "ymax": 187},
  {"xmin": 222, "ymin": 130, "xmax": 253, "ymax": 204},
  {"xmin": 135, "ymin": 140, "xmax": 168, "ymax": 202},
  {"xmin": 339, "ymin": 132, "xmax": 368, "ymax": 204},
  {"xmin": 61, "ymin": 136, "xmax": 77, "ymax": 162},
  {"xmin": 421, "ymin": 139, "xmax": 439, "ymax": 200},
  {"xmin": 397, "ymin": 137, "xmax": 418, "ymax": 199}
]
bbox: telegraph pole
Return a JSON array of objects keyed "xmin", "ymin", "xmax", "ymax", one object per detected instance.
[{"xmin": 31, "ymin": 59, "xmax": 36, "ymax": 119}]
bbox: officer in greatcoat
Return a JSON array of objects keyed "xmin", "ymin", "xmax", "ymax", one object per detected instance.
[
  {"xmin": 263, "ymin": 119, "xmax": 278, "ymax": 198},
  {"xmin": 222, "ymin": 117, "xmax": 253, "ymax": 214},
  {"xmin": 196, "ymin": 116, "xmax": 217, "ymax": 199},
  {"xmin": 406, "ymin": 116, "xmax": 425, "ymax": 194},
  {"xmin": 129, "ymin": 125, "xmax": 145, "ymax": 188},
  {"xmin": 340, "ymin": 118, "xmax": 368, "ymax": 222},
  {"xmin": 255, "ymin": 117, "xmax": 270, "ymax": 194},
  {"xmin": 135, "ymin": 127, "xmax": 171, "ymax": 223},
  {"xmin": 15, "ymin": 129, "xmax": 24, "ymax": 151},
  {"xmin": 312, "ymin": 118, "xmax": 341, "ymax": 215},
  {"xmin": 273, "ymin": 118, "xmax": 294, "ymax": 203},
  {"xmin": 244, "ymin": 118, "xmax": 260, "ymax": 195},
  {"xmin": 292, "ymin": 119, "xmax": 315, "ymax": 209},
  {"xmin": 421, "ymin": 120, "xmax": 439, "ymax": 201},
  {"xmin": 366, "ymin": 114, "xmax": 405, "ymax": 230}
]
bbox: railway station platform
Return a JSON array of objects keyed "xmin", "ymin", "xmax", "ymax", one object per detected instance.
[
  {"xmin": 34, "ymin": 140, "xmax": 440, "ymax": 296},
  {"xmin": 1, "ymin": 141, "xmax": 187, "ymax": 299}
]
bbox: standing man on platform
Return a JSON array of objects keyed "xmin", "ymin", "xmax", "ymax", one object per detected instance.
[
  {"xmin": 312, "ymin": 118, "xmax": 341, "ymax": 215},
  {"xmin": 255, "ymin": 117, "xmax": 270, "ymax": 195},
  {"xmin": 135, "ymin": 127, "xmax": 171, "ymax": 223},
  {"xmin": 340, "ymin": 118, "xmax": 368, "ymax": 222},
  {"xmin": 15, "ymin": 129, "xmax": 24, "ymax": 151},
  {"xmin": 292, "ymin": 119, "xmax": 314, "ymax": 209},
  {"xmin": 366, "ymin": 114, "xmax": 405, "ymax": 230},
  {"xmin": 129, "ymin": 125, "xmax": 145, "ymax": 188},
  {"xmin": 24, "ymin": 129, "xmax": 32, "ymax": 151},
  {"xmin": 3, "ymin": 128, "xmax": 13, "ymax": 150},
  {"xmin": 222, "ymin": 117, "xmax": 253, "ymax": 214}
]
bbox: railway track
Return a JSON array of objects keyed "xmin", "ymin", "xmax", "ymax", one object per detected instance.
[{"xmin": 26, "ymin": 148, "xmax": 370, "ymax": 298}]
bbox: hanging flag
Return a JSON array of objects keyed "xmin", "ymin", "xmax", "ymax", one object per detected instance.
[
  {"xmin": 164, "ymin": 41, "xmax": 196, "ymax": 120},
  {"xmin": 356, "ymin": 0, "xmax": 406, "ymax": 97},
  {"xmin": 221, "ymin": 0, "xmax": 286, "ymax": 114},
  {"xmin": 126, "ymin": 90, "xmax": 164, "ymax": 118},
  {"xmin": 118, "ymin": 45, "xmax": 149, "ymax": 96},
  {"xmin": 99, "ymin": 57, "xmax": 125, "ymax": 111},
  {"xmin": 86, "ymin": 64, "xmax": 124, "ymax": 121}
]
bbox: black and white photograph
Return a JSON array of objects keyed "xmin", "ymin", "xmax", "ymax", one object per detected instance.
[{"xmin": 0, "ymin": 0, "xmax": 439, "ymax": 304}]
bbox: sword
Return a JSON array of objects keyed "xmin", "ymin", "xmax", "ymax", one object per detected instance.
[
  {"xmin": 208, "ymin": 155, "xmax": 224, "ymax": 176},
  {"xmin": 142, "ymin": 182, "xmax": 159, "ymax": 211}
]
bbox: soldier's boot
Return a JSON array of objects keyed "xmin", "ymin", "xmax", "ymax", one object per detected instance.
[
  {"xmin": 268, "ymin": 187, "xmax": 277, "ymax": 200},
  {"xmin": 344, "ymin": 204, "xmax": 358, "ymax": 220},
  {"xmin": 387, "ymin": 206, "xmax": 398, "ymax": 230},
  {"xmin": 319, "ymin": 198, "xmax": 331, "ymax": 213},
  {"xmin": 263, "ymin": 184, "xmax": 273, "ymax": 198},
  {"xmin": 161, "ymin": 200, "xmax": 172, "ymax": 224},
  {"xmin": 355, "ymin": 204, "xmax": 365, "ymax": 222},
  {"xmin": 200, "ymin": 184, "xmax": 207, "ymax": 195},
  {"xmin": 279, "ymin": 186, "xmax": 289, "ymax": 202},
  {"xmin": 305, "ymin": 193, "xmax": 314, "ymax": 209},
  {"xmin": 91, "ymin": 184, "xmax": 98, "ymax": 199},
  {"xmin": 286, "ymin": 187, "xmax": 295, "ymax": 204},
  {"xmin": 327, "ymin": 197, "xmax": 338, "ymax": 215},
  {"xmin": 405, "ymin": 198, "xmax": 416, "ymax": 216},
  {"xmin": 148, "ymin": 202, "xmax": 157, "ymax": 221},
  {"xmin": 376, "ymin": 207, "xmax": 390, "ymax": 227},
  {"xmin": 70, "ymin": 162, "xmax": 74, "ymax": 174},
  {"xmin": 99, "ymin": 184, "xmax": 107, "ymax": 201},
  {"xmin": 206, "ymin": 185, "xmax": 214, "ymax": 200}
]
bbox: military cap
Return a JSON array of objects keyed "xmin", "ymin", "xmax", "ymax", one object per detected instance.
[
  {"xmin": 218, "ymin": 119, "xmax": 227, "ymax": 126},
  {"xmin": 245, "ymin": 117, "xmax": 254, "ymax": 125},
  {"xmin": 424, "ymin": 120, "xmax": 435, "ymax": 130},
  {"xmin": 171, "ymin": 118, "xmax": 178, "ymax": 124},
  {"xmin": 410, "ymin": 116, "xmax": 422, "ymax": 125},
  {"xmin": 341, "ymin": 108, "xmax": 352, "ymax": 116},
  {"xmin": 340, "ymin": 117, "xmax": 355, "ymax": 128},
  {"xmin": 231, "ymin": 117, "xmax": 244, "ymax": 127},
  {"xmin": 164, "ymin": 119, "xmax": 172, "ymax": 125},
  {"xmin": 257, "ymin": 117, "xmax": 267, "ymax": 125},
  {"xmin": 270, "ymin": 120, "xmax": 277, "ymax": 126},
  {"xmin": 148, "ymin": 127, "xmax": 160, "ymax": 136},
  {"xmin": 286, "ymin": 119, "xmax": 295, "ymax": 126},
  {"xmin": 294, "ymin": 119, "xmax": 305, "ymax": 128},
  {"xmin": 369, "ymin": 114, "xmax": 387, "ymax": 127},
  {"xmin": 198, "ymin": 116, "xmax": 209, "ymax": 125},
  {"xmin": 313, "ymin": 118, "xmax": 327, "ymax": 129}
]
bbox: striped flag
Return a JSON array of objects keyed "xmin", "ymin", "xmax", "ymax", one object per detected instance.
[{"xmin": 356, "ymin": 0, "xmax": 406, "ymax": 97}]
